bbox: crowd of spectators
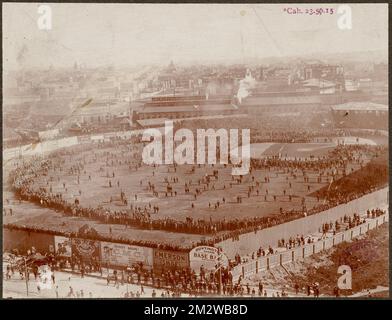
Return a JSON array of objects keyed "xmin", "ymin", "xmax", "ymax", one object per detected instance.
[{"xmin": 6, "ymin": 136, "xmax": 386, "ymax": 251}]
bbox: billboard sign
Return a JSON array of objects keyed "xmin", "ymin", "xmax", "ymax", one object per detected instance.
[
  {"xmin": 100, "ymin": 242, "xmax": 153, "ymax": 267},
  {"xmin": 189, "ymin": 246, "xmax": 228, "ymax": 273},
  {"xmin": 153, "ymin": 249, "xmax": 190, "ymax": 271},
  {"xmin": 54, "ymin": 236, "xmax": 72, "ymax": 257},
  {"xmin": 71, "ymin": 238, "xmax": 100, "ymax": 262}
]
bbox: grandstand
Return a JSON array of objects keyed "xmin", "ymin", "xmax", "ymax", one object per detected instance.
[
  {"xmin": 133, "ymin": 95, "xmax": 241, "ymax": 120},
  {"xmin": 331, "ymin": 102, "xmax": 388, "ymax": 130}
]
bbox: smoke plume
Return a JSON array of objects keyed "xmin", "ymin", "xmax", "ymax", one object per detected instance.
[{"xmin": 236, "ymin": 69, "xmax": 256, "ymax": 104}]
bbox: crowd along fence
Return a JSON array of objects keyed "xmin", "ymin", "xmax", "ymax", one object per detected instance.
[{"xmin": 229, "ymin": 213, "xmax": 388, "ymax": 281}]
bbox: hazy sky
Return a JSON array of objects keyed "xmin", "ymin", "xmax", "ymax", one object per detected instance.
[{"xmin": 3, "ymin": 3, "xmax": 388, "ymax": 70}]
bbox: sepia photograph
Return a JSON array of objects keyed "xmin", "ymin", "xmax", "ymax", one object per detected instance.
[{"xmin": 1, "ymin": 2, "xmax": 389, "ymax": 301}]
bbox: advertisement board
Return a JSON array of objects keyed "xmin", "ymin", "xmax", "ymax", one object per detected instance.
[
  {"xmin": 189, "ymin": 246, "xmax": 228, "ymax": 273},
  {"xmin": 153, "ymin": 249, "xmax": 190, "ymax": 271},
  {"xmin": 100, "ymin": 242, "xmax": 153, "ymax": 267},
  {"xmin": 54, "ymin": 236, "xmax": 72, "ymax": 257},
  {"xmin": 71, "ymin": 238, "xmax": 100, "ymax": 262}
]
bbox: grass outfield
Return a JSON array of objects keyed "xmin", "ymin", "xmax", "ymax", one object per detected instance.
[
  {"xmin": 2, "ymin": 137, "xmax": 377, "ymax": 247},
  {"xmin": 234, "ymin": 135, "xmax": 386, "ymax": 160},
  {"xmin": 26, "ymin": 144, "xmax": 354, "ymax": 222},
  {"xmin": 261, "ymin": 142, "xmax": 336, "ymax": 159}
]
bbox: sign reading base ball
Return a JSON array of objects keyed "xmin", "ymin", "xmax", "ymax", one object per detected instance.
[{"xmin": 189, "ymin": 246, "xmax": 228, "ymax": 273}]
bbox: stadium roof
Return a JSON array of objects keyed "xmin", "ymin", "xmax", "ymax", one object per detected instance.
[
  {"xmin": 136, "ymin": 113, "xmax": 248, "ymax": 128},
  {"xmin": 244, "ymin": 94, "xmax": 321, "ymax": 105},
  {"xmin": 303, "ymin": 78, "xmax": 335, "ymax": 88},
  {"xmin": 136, "ymin": 118, "xmax": 169, "ymax": 127},
  {"xmin": 140, "ymin": 104, "xmax": 235, "ymax": 113},
  {"xmin": 331, "ymin": 102, "xmax": 388, "ymax": 111}
]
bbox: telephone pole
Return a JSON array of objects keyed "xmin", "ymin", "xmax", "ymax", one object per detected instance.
[{"xmin": 24, "ymin": 257, "xmax": 29, "ymax": 297}]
